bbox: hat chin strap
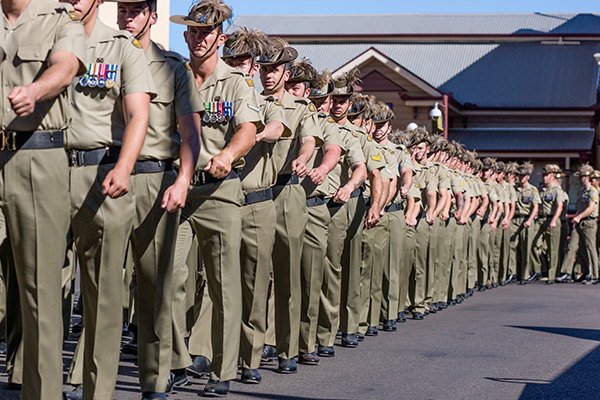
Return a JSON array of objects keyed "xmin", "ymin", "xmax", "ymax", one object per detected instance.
[
  {"xmin": 135, "ymin": 13, "xmax": 152, "ymax": 40},
  {"xmin": 81, "ymin": 0, "xmax": 97, "ymax": 24},
  {"xmin": 193, "ymin": 32, "xmax": 220, "ymax": 60}
]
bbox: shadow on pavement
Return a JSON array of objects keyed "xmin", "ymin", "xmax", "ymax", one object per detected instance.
[
  {"xmin": 495, "ymin": 326, "xmax": 600, "ymax": 399},
  {"xmin": 229, "ymin": 392, "xmax": 350, "ymax": 400}
]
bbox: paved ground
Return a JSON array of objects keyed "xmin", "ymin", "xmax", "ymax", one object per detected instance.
[{"xmin": 2, "ymin": 280, "xmax": 600, "ymax": 399}]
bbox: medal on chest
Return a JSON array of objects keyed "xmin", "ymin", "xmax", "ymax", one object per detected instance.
[
  {"xmin": 79, "ymin": 62, "xmax": 118, "ymax": 90},
  {"xmin": 202, "ymin": 101, "xmax": 232, "ymax": 125}
]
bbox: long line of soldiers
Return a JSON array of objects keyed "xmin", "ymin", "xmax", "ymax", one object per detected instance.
[{"xmin": 0, "ymin": 0, "xmax": 592, "ymax": 399}]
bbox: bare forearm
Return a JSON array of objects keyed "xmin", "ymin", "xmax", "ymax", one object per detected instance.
[
  {"xmin": 318, "ymin": 144, "xmax": 342, "ymax": 174},
  {"xmin": 297, "ymin": 136, "xmax": 316, "ymax": 165},
  {"xmin": 433, "ymin": 189, "xmax": 449, "ymax": 216},
  {"xmin": 426, "ymin": 191, "xmax": 437, "ymax": 214},
  {"xmin": 221, "ymin": 122, "xmax": 256, "ymax": 164},
  {"xmin": 261, "ymin": 121, "xmax": 284, "ymax": 143},
  {"xmin": 551, "ymin": 202, "xmax": 563, "ymax": 225},
  {"xmin": 177, "ymin": 113, "xmax": 201, "ymax": 184},
  {"xmin": 387, "ymin": 176, "xmax": 398, "ymax": 205},
  {"xmin": 369, "ymin": 169, "xmax": 383, "ymax": 209},
  {"xmin": 31, "ymin": 52, "xmax": 80, "ymax": 101},
  {"xmin": 577, "ymin": 203, "xmax": 595, "ymax": 219},
  {"xmin": 527, "ymin": 204, "xmax": 539, "ymax": 224}
]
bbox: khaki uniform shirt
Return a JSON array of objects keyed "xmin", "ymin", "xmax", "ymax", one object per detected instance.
[
  {"xmin": 429, "ymin": 161, "xmax": 451, "ymax": 195},
  {"xmin": 514, "ymin": 182, "xmax": 541, "ymax": 216},
  {"xmin": 351, "ymin": 124, "xmax": 385, "ymax": 199},
  {"xmin": 390, "ymin": 145, "xmax": 415, "ymax": 206},
  {"xmin": 413, "ymin": 161, "xmax": 438, "ymax": 211},
  {"xmin": 272, "ymin": 91, "xmax": 322, "ymax": 175},
  {"xmin": 576, "ymin": 185, "xmax": 598, "ymax": 218},
  {"xmin": 1, "ymin": 0, "xmax": 85, "ymax": 132},
  {"xmin": 560, "ymin": 188, "xmax": 570, "ymax": 220},
  {"xmin": 240, "ymin": 95, "xmax": 289, "ymax": 193},
  {"xmin": 140, "ymin": 42, "xmax": 203, "ymax": 161},
  {"xmin": 329, "ymin": 123, "xmax": 365, "ymax": 196},
  {"xmin": 539, "ymin": 182, "xmax": 563, "ymax": 217},
  {"xmin": 67, "ymin": 19, "xmax": 155, "ymax": 150},
  {"xmin": 197, "ymin": 58, "xmax": 261, "ymax": 170},
  {"xmin": 302, "ymin": 112, "xmax": 343, "ymax": 198}
]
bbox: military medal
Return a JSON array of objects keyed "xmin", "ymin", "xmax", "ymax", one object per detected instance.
[
  {"xmin": 105, "ymin": 64, "xmax": 117, "ymax": 89},
  {"xmin": 202, "ymin": 102, "xmax": 210, "ymax": 123},
  {"xmin": 79, "ymin": 63, "xmax": 92, "ymax": 87},
  {"xmin": 224, "ymin": 102, "xmax": 232, "ymax": 122},
  {"xmin": 217, "ymin": 102, "xmax": 224, "ymax": 123},
  {"xmin": 97, "ymin": 64, "xmax": 107, "ymax": 88},
  {"xmin": 209, "ymin": 102, "xmax": 217, "ymax": 124},
  {"xmin": 88, "ymin": 63, "xmax": 98, "ymax": 88}
]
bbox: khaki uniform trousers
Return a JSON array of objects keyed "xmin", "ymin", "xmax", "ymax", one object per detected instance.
[
  {"xmin": 272, "ymin": 183, "xmax": 307, "ymax": 360},
  {"xmin": 499, "ymin": 226, "xmax": 511, "ymax": 282},
  {"xmin": 467, "ymin": 217, "xmax": 481, "ymax": 289},
  {"xmin": 0, "ymin": 211, "xmax": 8, "ymax": 340},
  {"xmin": 511, "ymin": 216, "xmax": 535, "ymax": 280},
  {"xmin": 424, "ymin": 217, "xmax": 440, "ymax": 310},
  {"xmin": 187, "ymin": 267, "xmax": 212, "ymax": 360},
  {"xmin": 477, "ymin": 221, "xmax": 491, "ymax": 286},
  {"xmin": 381, "ymin": 209, "xmax": 405, "ymax": 320},
  {"xmin": 316, "ymin": 196, "xmax": 364, "ymax": 347},
  {"xmin": 175, "ymin": 178, "xmax": 243, "ymax": 381},
  {"xmin": 359, "ymin": 214, "xmax": 388, "ymax": 332},
  {"xmin": 70, "ymin": 163, "xmax": 134, "ymax": 400},
  {"xmin": 532, "ymin": 218, "xmax": 562, "ymax": 281},
  {"xmin": 508, "ymin": 217, "xmax": 520, "ymax": 278},
  {"xmin": 560, "ymin": 219, "xmax": 598, "ymax": 279},
  {"xmin": 399, "ymin": 224, "xmax": 417, "ymax": 314},
  {"xmin": 449, "ymin": 223, "xmax": 466, "ymax": 300},
  {"xmin": 300, "ymin": 202, "xmax": 330, "ymax": 354},
  {"xmin": 433, "ymin": 217, "xmax": 455, "ymax": 304},
  {"xmin": 240, "ymin": 199, "xmax": 276, "ymax": 369},
  {"xmin": 408, "ymin": 214, "xmax": 430, "ymax": 314},
  {"xmin": 489, "ymin": 222, "xmax": 503, "ymax": 284}
]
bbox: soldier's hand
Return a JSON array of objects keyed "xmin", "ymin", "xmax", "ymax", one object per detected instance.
[
  {"xmin": 440, "ymin": 210, "xmax": 449, "ymax": 221},
  {"xmin": 255, "ymin": 131, "xmax": 266, "ymax": 143},
  {"xmin": 204, "ymin": 153, "xmax": 232, "ymax": 179},
  {"xmin": 502, "ymin": 218, "xmax": 510, "ymax": 229},
  {"xmin": 476, "ymin": 208, "xmax": 485, "ymax": 218},
  {"xmin": 572, "ymin": 216, "xmax": 580, "ymax": 224},
  {"xmin": 162, "ymin": 180, "xmax": 190, "ymax": 212},
  {"xmin": 549, "ymin": 220, "xmax": 557, "ymax": 229},
  {"xmin": 102, "ymin": 166, "xmax": 130, "ymax": 198},
  {"xmin": 523, "ymin": 220, "xmax": 531, "ymax": 228},
  {"xmin": 333, "ymin": 186, "xmax": 352, "ymax": 203},
  {"xmin": 490, "ymin": 222, "xmax": 497, "ymax": 231},
  {"xmin": 308, "ymin": 166, "xmax": 327, "ymax": 186},
  {"xmin": 292, "ymin": 159, "xmax": 308, "ymax": 178},
  {"xmin": 426, "ymin": 211, "xmax": 435, "ymax": 225},
  {"xmin": 406, "ymin": 215, "xmax": 416, "ymax": 226},
  {"xmin": 8, "ymin": 85, "xmax": 38, "ymax": 117},
  {"xmin": 400, "ymin": 186, "xmax": 409, "ymax": 199},
  {"xmin": 365, "ymin": 207, "xmax": 380, "ymax": 229}
]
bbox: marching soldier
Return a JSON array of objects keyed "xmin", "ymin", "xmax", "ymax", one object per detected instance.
[
  {"xmin": 557, "ymin": 164, "xmax": 599, "ymax": 284},
  {"xmin": 531, "ymin": 164, "xmax": 564, "ymax": 284},
  {"xmin": 170, "ymin": 0, "xmax": 261, "ymax": 395},
  {"xmin": 478, "ymin": 158, "xmax": 500, "ymax": 289},
  {"xmin": 556, "ymin": 174, "xmax": 570, "ymax": 265}
]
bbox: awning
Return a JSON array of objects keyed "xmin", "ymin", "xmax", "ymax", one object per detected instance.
[{"xmin": 449, "ymin": 128, "xmax": 595, "ymax": 152}]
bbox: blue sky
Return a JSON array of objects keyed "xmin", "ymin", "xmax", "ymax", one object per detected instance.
[{"xmin": 168, "ymin": 0, "xmax": 597, "ymax": 55}]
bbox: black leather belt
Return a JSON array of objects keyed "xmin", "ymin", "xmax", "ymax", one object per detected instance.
[
  {"xmin": 244, "ymin": 187, "xmax": 273, "ymax": 205},
  {"xmin": 192, "ymin": 169, "xmax": 238, "ymax": 186},
  {"xmin": 306, "ymin": 195, "xmax": 326, "ymax": 208},
  {"xmin": 275, "ymin": 174, "xmax": 299, "ymax": 186},
  {"xmin": 350, "ymin": 188, "xmax": 362, "ymax": 198},
  {"xmin": 581, "ymin": 217, "xmax": 596, "ymax": 222},
  {"xmin": 133, "ymin": 159, "xmax": 174, "ymax": 174},
  {"xmin": 67, "ymin": 146, "xmax": 120, "ymax": 167},
  {"xmin": 0, "ymin": 130, "xmax": 64, "ymax": 151},
  {"xmin": 385, "ymin": 203, "xmax": 403, "ymax": 213},
  {"xmin": 514, "ymin": 214, "xmax": 528, "ymax": 218}
]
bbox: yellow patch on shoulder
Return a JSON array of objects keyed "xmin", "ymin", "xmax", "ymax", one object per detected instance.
[
  {"xmin": 328, "ymin": 117, "xmax": 334, "ymax": 123},
  {"xmin": 247, "ymin": 79, "xmax": 254, "ymax": 87},
  {"xmin": 404, "ymin": 149, "xmax": 409, "ymax": 154},
  {"xmin": 460, "ymin": 182, "xmax": 464, "ymax": 187},
  {"xmin": 132, "ymin": 39, "xmax": 142, "ymax": 49},
  {"xmin": 352, "ymin": 132, "xmax": 358, "ymax": 138},
  {"xmin": 184, "ymin": 62, "xmax": 192, "ymax": 70},
  {"xmin": 275, "ymin": 101, "xmax": 282, "ymax": 106},
  {"xmin": 390, "ymin": 150, "xmax": 394, "ymax": 154},
  {"xmin": 309, "ymin": 104, "xmax": 316, "ymax": 112},
  {"xmin": 68, "ymin": 11, "xmax": 80, "ymax": 21},
  {"xmin": 430, "ymin": 170, "xmax": 434, "ymax": 174},
  {"xmin": 415, "ymin": 184, "xmax": 420, "ymax": 188},
  {"xmin": 371, "ymin": 154, "xmax": 381, "ymax": 161},
  {"xmin": 367, "ymin": 136, "xmax": 372, "ymax": 141}
]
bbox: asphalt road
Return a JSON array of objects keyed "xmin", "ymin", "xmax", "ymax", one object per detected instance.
[{"xmin": 2, "ymin": 280, "xmax": 600, "ymax": 399}]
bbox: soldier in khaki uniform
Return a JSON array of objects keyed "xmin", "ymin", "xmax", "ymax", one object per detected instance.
[
  {"xmin": 502, "ymin": 162, "xmax": 519, "ymax": 284},
  {"xmin": 0, "ymin": 0, "xmax": 84, "ymax": 398},
  {"xmin": 59, "ymin": 0, "xmax": 155, "ymax": 398},
  {"xmin": 258, "ymin": 36, "xmax": 322, "ymax": 373},
  {"xmin": 170, "ymin": 1, "xmax": 261, "ymax": 395},
  {"xmin": 489, "ymin": 162, "xmax": 509, "ymax": 287},
  {"xmin": 284, "ymin": 60, "xmax": 343, "ymax": 365},
  {"xmin": 556, "ymin": 175, "xmax": 570, "ymax": 265},
  {"xmin": 477, "ymin": 158, "xmax": 500, "ymax": 289},
  {"xmin": 531, "ymin": 164, "xmax": 564, "ymax": 284},
  {"xmin": 315, "ymin": 83, "xmax": 368, "ymax": 355},
  {"xmin": 557, "ymin": 164, "xmax": 599, "ymax": 284},
  {"xmin": 511, "ymin": 162, "xmax": 541, "ymax": 284}
]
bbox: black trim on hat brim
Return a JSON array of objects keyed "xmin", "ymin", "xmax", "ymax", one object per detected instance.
[
  {"xmin": 169, "ymin": 14, "xmax": 227, "ymax": 28},
  {"xmin": 256, "ymin": 47, "xmax": 298, "ymax": 66}
]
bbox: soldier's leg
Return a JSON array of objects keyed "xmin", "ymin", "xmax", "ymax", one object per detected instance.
[
  {"xmin": 317, "ymin": 203, "xmax": 348, "ymax": 347},
  {"xmin": 424, "ymin": 218, "xmax": 440, "ymax": 310},
  {"xmin": 478, "ymin": 221, "xmax": 491, "ymax": 286},
  {"xmin": 67, "ymin": 330, "xmax": 84, "ymax": 386},
  {"xmin": 71, "ymin": 164, "xmax": 134, "ymax": 400},
  {"xmin": 3, "ymin": 236, "xmax": 23, "ymax": 385},
  {"xmin": 399, "ymin": 224, "xmax": 417, "ymax": 315},
  {"xmin": 382, "ymin": 210, "xmax": 405, "ymax": 320},
  {"xmin": 508, "ymin": 218, "xmax": 521, "ymax": 276},
  {"xmin": 239, "ymin": 200, "xmax": 276, "ymax": 369},
  {"xmin": 359, "ymin": 224, "xmax": 375, "ymax": 334},
  {"xmin": 300, "ymin": 204, "xmax": 330, "ymax": 354},
  {"xmin": 559, "ymin": 222, "xmax": 580, "ymax": 276},
  {"xmin": 450, "ymin": 224, "xmax": 465, "ymax": 300},
  {"xmin": 582, "ymin": 220, "xmax": 599, "ymax": 279},
  {"xmin": 366, "ymin": 216, "xmax": 389, "ymax": 328},
  {"xmin": 467, "ymin": 217, "xmax": 480, "ymax": 290},
  {"xmin": 530, "ymin": 220, "xmax": 547, "ymax": 277},
  {"xmin": 188, "ymin": 267, "xmax": 212, "ymax": 360},
  {"xmin": 439, "ymin": 218, "xmax": 457, "ymax": 303},
  {"xmin": 558, "ymin": 218, "xmax": 569, "ymax": 265},
  {"xmin": 411, "ymin": 216, "xmax": 430, "ymax": 314},
  {"xmin": 264, "ymin": 278, "xmax": 276, "ymax": 347},
  {"xmin": 547, "ymin": 220, "xmax": 561, "ymax": 281}
]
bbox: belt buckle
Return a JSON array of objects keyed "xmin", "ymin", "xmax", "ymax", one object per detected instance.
[{"xmin": 1, "ymin": 131, "xmax": 16, "ymax": 151}]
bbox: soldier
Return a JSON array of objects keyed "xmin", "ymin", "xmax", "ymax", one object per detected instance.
[
  {"xmin": 556, "ymin": 173, "xmax": 570, "ymax": 266},
  {"xmin": 503, "ymin": 162, "xmax": 519, "ymax": 283},
  {"xmin": 170, "ymin": 0, "xmax": 261, "ymax": 395},
  {"xmin": 221, "ymin": 27, "xmax": 290, "ymax": 384},
  {"xmin": 512, "ymin": 162, "xmax": 541, "ymax": 284},
  {"xmin": 0, "ymin": 0, "xmax": 84, "ymax": 397},
  {"xmin": 477, "ymin": 158, "xmax": 500, "ymax": 290},
  {"xmin": 489, "ymin": 162, "xmax": 509, "ymax": 287},
  {"xmin": 315, "ymin": 82, "xmax": 368, "ymax": 356},
  {"xmin": 531, "ymin": 165, "xmax": 564, "ymax": 284},
  {"xmin": 557, "ymin": 164, "xmax": 599, "ymax": 284},
  {"xmin": 258, "ymin": 36, "xmax": 322, "ymax": 373},
  {"xmin": 284, "ymin": 60, "xmax": 343, "ymax": 365}
]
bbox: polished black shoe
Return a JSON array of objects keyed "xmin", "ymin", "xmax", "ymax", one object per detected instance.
[
  {"xmin": 485, "ymin": 284, "xmax": 492, "ymax": 290},
  {"xmin": 166, "ymin": 368, "xmax": 189, "ymax": 392},
  {"xmin": 441, "ymin": 302, "xmax": 448, "ymax": 309},
  {"xmin": 584, "ymin": 279, "xmax": 599, "ymax": 285},
  {"xmin": 261, "ymin": 345, "xmax": 277, "ymax": 362},
  {"xmin": 429, "ymin": 306, "xmax": 437, "ymax": 314},
  {"xmin": 576, "ymin": 274, "xmax": 590, "ymax": 282},
  {"xmin": 240, "ymin": 368, "xmax": 262, "ymax": 384},
  {"xmin": 397, "ymin": 312, "xmax": 406, "ymax": 322},
  {"xmin": 71, "ymin": 321, "xmax": 82, "ymax": 334},
  {"xmin": 317, "ymin": 345, "xmax": 335, "ymax": 357},
  {"xmin": 366, "ymin": 326, "xmax": 378, "ymax": 336},
  {"xmin": 203, "ymin": 380, "xmax": 229, "ymax": 397},
  {"xmin": 298, "ymin": 352, "xmax": 320, "ymax": 365},
  {"xmin": 187, "ymin": 355, "xmax": 211, "ymax": 377},
  {"xmin": 467, "ymin": 289, "xmax": 474, "ymax": 297},
  {"xmin": 506, "ymin": 274, "xmax": 516, "ymax": 283},
  {"xmin": 499, "ymin": 281, "xmax": 506, "ymax": 286},
  {"xmin": 478, "ymin": 286, "xmax": 486, "ymax": 291},
  {"xmin": 277, "ymin": 357, "xmax": 297, "ymax": 374},
  {"xmin": 519, "ymin": 280, "xmax": 527, "ymax": 285},
  {"xmin": 424, "ymin": 309, "xmax": 430, "ymax": 315},
  {"xmin": 63, "ymin": 385, "xmax": 83, "ymax": 400},
  {"xmin": 449, "ymin": 299, "xmax": 456, "ymax": 306},
  {"xmin": 341, "ymin": 333, "xmax": 359, "ymax": 347},
  {"xmin": 142, "ymin": 392, "xmax": 167, "ymax": 400},
  {"xmin": 455, "ymin": 297, "xmax": 463, "ymax": 304},
  {"xmin": 526, "ymin": 273, "xmax": 541, "ymax": 282},
  {"xmin": 412, "ymin": 312, "xmax": 424, "ymax": 320},
  {"xmin": 546, "ymin": 280, "xmax": 555, "ymax": 285},
  {"xmin": 382, "ymin": 319, "xmax": 397, "ymax": 331},
  {"xmin": 336, "ymin": 329, "xmax": 342, "ymax": 338},
  {"xmin": 555, "ymin": 273, "xmax": 572, "ymax": 283},
  {"xmin": 121, "ymin": 338, "xmax": 138, "ymax": 356}
]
